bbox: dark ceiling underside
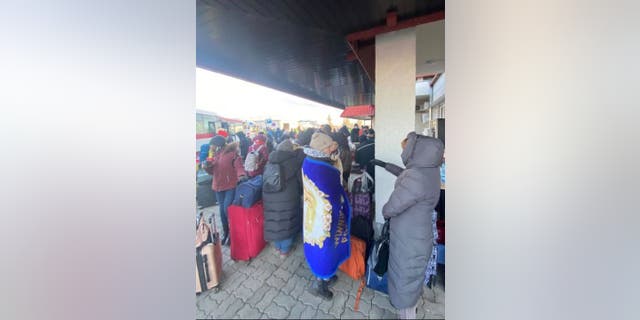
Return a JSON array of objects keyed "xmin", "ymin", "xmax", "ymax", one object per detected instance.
[{"xmin": 197, "ymin": 0, "xmax": 444, "ymax": 109}]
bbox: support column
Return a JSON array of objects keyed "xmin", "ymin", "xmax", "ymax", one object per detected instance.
[{"xmin": 374, "ymin": 29, "xmax": 416, "ymax": 224}]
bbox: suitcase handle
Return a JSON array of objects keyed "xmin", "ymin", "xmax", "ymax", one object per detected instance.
[{"xmin": 207, "ymin": 212, "xmax": 219, "ymax": 244}]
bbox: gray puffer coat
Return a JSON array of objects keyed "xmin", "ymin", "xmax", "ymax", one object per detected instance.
[
  {"xmin": 382, "ymin": 132, "xmax": 444, "ymax": 309},
  {"xmin": 262, "ymin": 140, "xmax": 306, "ymax": 241}
]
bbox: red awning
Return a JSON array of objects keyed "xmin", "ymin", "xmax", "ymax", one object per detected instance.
[{"xmin": 340, "ymin": 105, "xmax": 375, "ymax": 120}]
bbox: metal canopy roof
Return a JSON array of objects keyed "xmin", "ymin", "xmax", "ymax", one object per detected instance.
[{"xmin": 197, "ymin": 0, "xmax": 444, "ymax": 109}]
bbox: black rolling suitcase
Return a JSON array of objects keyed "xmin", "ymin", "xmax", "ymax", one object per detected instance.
[{"xmin": 196, "ymin": 169, "xmax": 217, "ymax": 208}]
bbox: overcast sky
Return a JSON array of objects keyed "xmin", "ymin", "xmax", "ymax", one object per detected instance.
[{"xmin": 196, "ymin": 68, "xmax": 344, "ymax": 124}]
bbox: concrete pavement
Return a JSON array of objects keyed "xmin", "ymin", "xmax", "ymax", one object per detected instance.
[{"xmin": 196, "ymin": 205, "xmax": 445, "ymax": 319}]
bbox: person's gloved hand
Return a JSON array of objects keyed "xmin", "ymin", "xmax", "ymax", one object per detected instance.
[{"xmin": 370, "ymin": 159, "xmax": 387, "ymax": 167}]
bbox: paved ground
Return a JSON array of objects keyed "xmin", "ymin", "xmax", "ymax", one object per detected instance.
[{"xmin": 196, "ymin": 205, "xmax": 445, "ymax": 319}]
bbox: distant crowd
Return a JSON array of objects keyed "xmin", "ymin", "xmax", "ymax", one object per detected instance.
[{"xmin": 199, "ymin": 124, "xmax": 377, "ymax": 183}]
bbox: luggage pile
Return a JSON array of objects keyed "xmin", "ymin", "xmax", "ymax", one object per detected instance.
[
  {"xmin": 339, "ymin": 169, "xmax": 376, "ymax": 311},
  {"xmin": 195, "ymin": 174, "xmax": 269, "ymax": 295},
  {"xmin": 228, "ymin": 175, "xmax": 266, "ymax": 261},
  {"xmin": 344, "ymin": 165, "xmax": 391, "ymax": 296}
]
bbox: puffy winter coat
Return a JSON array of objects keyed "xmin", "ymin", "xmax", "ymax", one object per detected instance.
[
  {"xmin": 205, "ymin": 143, "xmax": 246, "ymax": 192},
  {"xmin": 262, "ymin": 140, "xmax": 306, "ymax": 241},
  {"xmin": 382, "ymin": 132, "xmax": 444, "ymax": 309}
]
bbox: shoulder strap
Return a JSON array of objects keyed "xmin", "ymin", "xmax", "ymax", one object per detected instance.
[
  {"xmin": 381, "ymin": 219, "xmax": 390, "ymax": 241},
  {"xmin": 231, "ymin": 153, "xmax": 237, "ymax": 169},
  {"xmin": 361, "ymin": 171, "xmax": 374, "ymax": 192}
]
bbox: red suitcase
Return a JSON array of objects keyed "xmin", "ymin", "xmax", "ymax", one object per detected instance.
[{"xmin": 228, "ymin": 201, "xmax": 267, "ymax": 261}]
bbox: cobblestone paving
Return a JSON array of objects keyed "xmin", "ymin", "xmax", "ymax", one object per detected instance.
[{"xmin": 196, "ymin": 205, "xmax": 445, "ymax": 319}]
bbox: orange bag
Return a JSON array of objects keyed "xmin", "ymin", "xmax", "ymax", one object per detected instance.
[{"xmin": 339, "ymin": 236, "xmax": 367, "ymax": 311}]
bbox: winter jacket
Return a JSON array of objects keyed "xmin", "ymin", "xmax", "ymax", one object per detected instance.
[
  {"xmin": 355, "ymin": 139, "xmax": 375, "ymax": 178},
  {"xmin": 206, "ymin": 143, "xmax": 246, "ymax": 192},
  {"xmin": 350, "ymin": 127, "xmax": 360, "ymax": 144},
  {"xmin": 262, "ymin": 140, "xmax": 306, "ymax": 241},
  {"xmin": 381, "ymin": 132, "xmax": 444, "ymax": 309}
]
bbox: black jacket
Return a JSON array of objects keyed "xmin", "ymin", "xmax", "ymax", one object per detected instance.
[
  {"xmin": 350, "ymin": 128, "xmax": 360, "ymax": 143},
  {"xmin": 262, "ymin": 147, "xmax": 306, "ymax": 241},
  {"xmin": 355, "ymin": 139, "xmax": 375, "ymax": 178},
  {"xmin": 238, "ymin": 137, "xmax": 250, "ymax": 160}
]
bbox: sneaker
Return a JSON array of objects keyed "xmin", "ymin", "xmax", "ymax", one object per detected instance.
[{"xmin": 278, "ymin": 248, "xmax": 290, "ymax": 258}]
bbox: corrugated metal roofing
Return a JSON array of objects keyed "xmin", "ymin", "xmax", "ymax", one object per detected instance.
[{"xmin": 197, "ymin": 0, "xmax": 445, "ymax": 108}]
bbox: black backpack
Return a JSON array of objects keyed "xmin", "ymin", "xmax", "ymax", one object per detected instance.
[
  {"xmin": 351, "ymin": 215, "xmax": 374, "ymax": 261},
  {"xmin": 373, "ymin": 220, "xmax": 390, "ymax": 276},
  {"xmin": 263, "ymin": 162, "xmax": 284, "ymax": 193}
]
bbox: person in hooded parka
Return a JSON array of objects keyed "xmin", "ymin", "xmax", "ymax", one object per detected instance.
[
  {"xmin": 371, "ymin": 132, "xmax": 444, "ymax": 319},
  {"xmin": 262, "ymin": 139, "xmax": 306, "ymax": 257}
]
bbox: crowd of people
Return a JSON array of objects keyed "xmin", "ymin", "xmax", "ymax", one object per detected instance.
[{"xmin": 200, "ymin": 123, "xmax": 443, "ymax": 319}]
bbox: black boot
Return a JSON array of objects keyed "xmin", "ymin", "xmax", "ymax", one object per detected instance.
[
  {"xmin": 327, "ymin": 275, "xmax": 338, "ymax": 286},
  {"xmin": 309, "ymin": 278, "xmax": 333, "ymax": 300},
  {"xmin": 221, "ymin": 223, "xmax": 230, "ymax": 246},
  {"xmin": 221, "ymin": 234, "xmax": 229, "ymax": 246}
]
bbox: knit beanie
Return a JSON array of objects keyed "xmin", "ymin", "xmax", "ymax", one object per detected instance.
[
  {"xmin": 217, "ymin": 129, "xmax": 229, "ymax": 138},
  {"xmin": 309, "ymin": 132, "xmax": 335, "ymax": 152},
  {"xmin": 276, "ymin": 139, "xmax": 294, "ymax": 152},
  {"xmin": 210, "ymin": 135, "xmax": 226, "ymax": 147}
]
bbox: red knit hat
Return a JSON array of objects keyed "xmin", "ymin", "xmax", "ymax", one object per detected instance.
[{"xmin": 217, "ymin": 129, "xmax": 228, "ymax": 138}]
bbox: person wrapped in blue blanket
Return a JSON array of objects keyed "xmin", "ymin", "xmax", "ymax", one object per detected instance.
[{"xmin": 302, "ymin": 131, "xmax": 351, "ymax": 300}]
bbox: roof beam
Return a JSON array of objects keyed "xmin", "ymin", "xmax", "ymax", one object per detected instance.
[
  {"xmin": 347, "ymin": 40, "xmax": 375, "ymax": 82},
  {"xmin": 416, "ymin": 73, "xmax": 438, "ymax": 80},
  {"xmin": 386, "ymin": 11, "xmax": 398, "ymax": 27},
  {"xmin": 430, "ymin": 73, "xmax": 442, "ymax": 86},
  {"xmin": 346, "ymin": 10, "xmax": 444, "ymax": 42}
]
